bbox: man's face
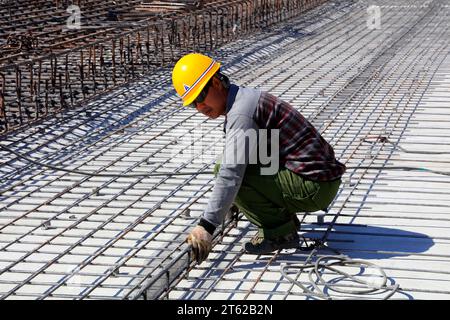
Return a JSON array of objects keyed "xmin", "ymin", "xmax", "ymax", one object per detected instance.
[{"xmin": 195, "ymin": 77, "xmax": 227, "ymax": 119}]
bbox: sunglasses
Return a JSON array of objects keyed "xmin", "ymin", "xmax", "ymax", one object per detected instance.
[{"xmin": 188, "ymin": 79, "xmax": 212, "ymax": 108}]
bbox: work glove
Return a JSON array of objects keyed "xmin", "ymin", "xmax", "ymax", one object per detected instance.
[{"xmin": 186, "ymin": 225, "xmax": 213, "ymax": 264}]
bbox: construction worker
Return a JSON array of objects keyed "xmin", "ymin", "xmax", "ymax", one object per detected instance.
[{"xmin": 172, "ymin": 53, "xmax": 346, "ymax": 264}]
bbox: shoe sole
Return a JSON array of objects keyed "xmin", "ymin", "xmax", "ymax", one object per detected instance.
[{"xmin": 243, "ymin": 240, "xmax": 300, "ymax": 255}]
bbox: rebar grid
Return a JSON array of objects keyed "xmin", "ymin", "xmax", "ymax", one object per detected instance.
[
  {"xmin": 0, "ymin": 0, "xmax": 326, "ymax": 134},
  {"xmin": 0, "ymin": 1, "xmax": 340, "ymax": 300},
  {"xmin": 0, "ymin": 1, "xmax": 359, "ymax": 299},
  {"xmin": 0, "ymin": 0, "xmax": 449, "ymax": 300},
  {"xmin": 167, "ymin": 0, "xmax": 450, "ymax": 300}
]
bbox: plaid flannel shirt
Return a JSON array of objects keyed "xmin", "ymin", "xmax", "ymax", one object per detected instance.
[{"xmin": 255, "ymin": 91, "xmax": 346, "ymax": 182}]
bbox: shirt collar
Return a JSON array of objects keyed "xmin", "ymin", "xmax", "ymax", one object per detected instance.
[
  {"xmin": 224, "ymin": 84, "xmax": 239, "ymax": 133},
  {"xmin": 225, "ymin": 84, "xmax": 239, "ymax": 114}
]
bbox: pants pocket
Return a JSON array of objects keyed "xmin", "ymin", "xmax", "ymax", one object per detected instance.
[
  {"xmin": 282, "ymin": 189, "xmax": 321, "ymax": 213},
  {"xmin": 277, "ymin": 170, "xmax": 321, "ymax": 213}
]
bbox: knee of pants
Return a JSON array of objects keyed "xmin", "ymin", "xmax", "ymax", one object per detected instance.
[{"xmin": 312, "ymin": 179, "xmax": 341, "ymax": 210}]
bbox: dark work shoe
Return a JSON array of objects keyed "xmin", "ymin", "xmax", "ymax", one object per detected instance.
[{"xmin": 243, "ymin": 232, "xmax": 300, "ymax": 255}]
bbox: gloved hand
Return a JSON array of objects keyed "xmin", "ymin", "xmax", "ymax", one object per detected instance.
[{"xmin": 186, "ymin": 225, "xmax": 213, "ymax": 264}]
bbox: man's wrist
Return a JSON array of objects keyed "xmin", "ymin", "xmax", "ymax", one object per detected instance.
[{"xmin": 198, "ymin": 218, "xmax": 216, "ymax": 235}]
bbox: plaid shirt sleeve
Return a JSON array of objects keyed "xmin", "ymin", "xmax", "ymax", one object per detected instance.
[{"xmin": 254, "ymin": 91, "xmax": 346, "ymax": 182}]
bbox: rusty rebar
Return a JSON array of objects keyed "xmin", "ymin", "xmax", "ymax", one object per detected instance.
[{"xmin": 0, "ymin": 0, "xmax": 326, "ymax": 134}]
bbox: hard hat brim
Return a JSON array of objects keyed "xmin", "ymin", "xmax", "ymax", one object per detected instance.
[{"xmin": 182, "ymin": 62, "xmax": 221, "ymax": 107}]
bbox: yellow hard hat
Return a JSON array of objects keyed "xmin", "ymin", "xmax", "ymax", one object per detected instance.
[{"xmin": 172, "ymin": 53, "xmax": 221, "ymax": 106}]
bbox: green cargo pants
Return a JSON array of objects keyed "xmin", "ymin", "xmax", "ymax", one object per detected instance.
[{"xmin": 214, "ymin": 163, "xmax": 341, "ymax": 239}]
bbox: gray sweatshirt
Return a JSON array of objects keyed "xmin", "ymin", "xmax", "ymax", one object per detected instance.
[{"xmin": 200, "ymin": 85, "xmax": 261, "ymax": 230}]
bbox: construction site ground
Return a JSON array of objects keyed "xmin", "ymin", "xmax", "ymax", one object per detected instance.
[{"xmin": 1, "ymin": 0, "xmax": 450, "ymax": 300}]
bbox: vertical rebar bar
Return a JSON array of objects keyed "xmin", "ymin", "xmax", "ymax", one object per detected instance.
[{"xmin": 0, "ymin": 73, "xmax": 6, "ymax": 132}]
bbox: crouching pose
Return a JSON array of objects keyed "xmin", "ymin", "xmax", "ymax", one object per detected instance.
[{"xmin": 171, "ymin": 53, "xmax": 345, "ymax": 263}]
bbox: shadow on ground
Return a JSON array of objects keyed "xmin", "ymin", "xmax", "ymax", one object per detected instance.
[
  {"xmin": 300, "ymin": 223, "xmax": 435, "ymax": 260},
  {"xmin": 209, "ymin": 223, "xmax": 434, "ymax": 275}
]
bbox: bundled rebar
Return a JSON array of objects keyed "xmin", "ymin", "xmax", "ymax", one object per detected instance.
[{"xmin": 0, "ymin": 0, "xmax": 327, "ymax": 135}]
